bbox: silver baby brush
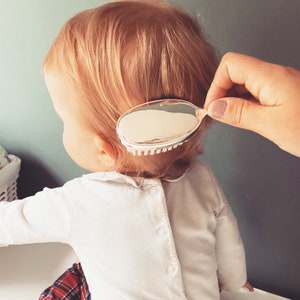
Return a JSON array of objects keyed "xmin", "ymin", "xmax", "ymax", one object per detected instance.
[{"xmin": 117, "ymin": 99, "xmax": 208, "ymax": 156}]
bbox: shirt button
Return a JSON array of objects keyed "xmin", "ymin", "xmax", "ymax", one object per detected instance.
[
  {"xmin": 157, "ymin": 226, "xmax": 168, "ymax": 237},
  {"xmin": 166, "ymin": 264, "xmax": 178, "ymax": 274}
]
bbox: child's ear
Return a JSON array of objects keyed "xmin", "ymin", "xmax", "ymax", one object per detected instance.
[{"xmin": 93, "ymin": 135, "xmax": 117, "ymax": 170}]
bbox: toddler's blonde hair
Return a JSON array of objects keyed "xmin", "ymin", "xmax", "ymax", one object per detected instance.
[{"xmin": 44, "ymin": 0, "xmax": 218, "ymax": 179}]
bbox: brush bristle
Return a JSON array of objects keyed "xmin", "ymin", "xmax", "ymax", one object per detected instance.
[{"xmin": 127, "ymin": 141, "xmax": 186, "ymax": 156}]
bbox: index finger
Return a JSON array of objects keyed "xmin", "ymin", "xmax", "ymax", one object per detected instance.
[{"xmin": 205, "ymin": 52, "xmax": 275, "ymax": 108}]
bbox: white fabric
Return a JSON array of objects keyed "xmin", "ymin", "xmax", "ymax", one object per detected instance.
[{"xmin": 0, "ymin": 161, "xmax": 246, "ymax": 299}]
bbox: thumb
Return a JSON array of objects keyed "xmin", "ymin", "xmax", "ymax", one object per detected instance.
[{"xmin": 207, "ymin": 98, "xmax": 267, "ymax": 133}]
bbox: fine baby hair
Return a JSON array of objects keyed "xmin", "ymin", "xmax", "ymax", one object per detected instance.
[{"xmin": 43, "ymin": 0, "xmax": 218, "ymax": 179}]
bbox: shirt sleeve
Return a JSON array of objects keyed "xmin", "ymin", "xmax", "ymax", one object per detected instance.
[
  {"xmin": 0, "ymin": 185, "xmax": 72, "ymax": 246},
  {"xmin": 208, "ymin": 169, "xmax": 247, "ymax": 291}
]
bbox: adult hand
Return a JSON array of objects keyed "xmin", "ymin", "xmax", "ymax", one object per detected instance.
[{"xmin": 205, "ymin": 52, "xmax": 300, "ymax": 157}]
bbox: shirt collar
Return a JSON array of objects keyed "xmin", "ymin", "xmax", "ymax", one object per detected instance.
[
  {"xmin": 83, "ymin": 164, "xmax": 192, "ymax": 187},
  {"xmin": 84, "ymin": 171, "xmax": 152, "ymax": 188}
]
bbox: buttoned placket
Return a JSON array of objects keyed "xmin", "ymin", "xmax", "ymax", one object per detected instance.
[{"xmin": 148, "ymin": 182, "xmax": 187, "ymax": 299}]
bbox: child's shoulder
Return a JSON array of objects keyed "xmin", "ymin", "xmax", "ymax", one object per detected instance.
[
  {"xmin": 187, "ymin": 160, "xmax": 215, "ymax": 180},
  {"xmin": 183, "ymin": 161, "xmax": 228, "ymax": 207},
  {"xmin": 58, "ymin": 171, "xmax": 149, "ymax": 205}
]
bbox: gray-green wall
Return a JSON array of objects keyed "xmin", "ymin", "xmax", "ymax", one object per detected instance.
[{"xmin": 1, "ymin": 1, "xmax": 299, "ymax": 298}]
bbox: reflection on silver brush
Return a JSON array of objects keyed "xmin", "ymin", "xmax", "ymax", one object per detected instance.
[{"xmin": 116, "ymin": 99, "xmax": 207, "ymax": 156}]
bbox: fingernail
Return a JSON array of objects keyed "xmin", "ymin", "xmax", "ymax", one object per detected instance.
[{"xmin": 208, "ymin": 100, "xmax": 227, "ymax": 118}]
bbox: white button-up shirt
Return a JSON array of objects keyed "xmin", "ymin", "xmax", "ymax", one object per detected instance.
[{"xmin": 0, "ymin": 161, "xmax": 246, "ymax": 299}]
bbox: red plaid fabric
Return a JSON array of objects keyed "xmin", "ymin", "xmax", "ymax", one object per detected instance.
[{"xmin": 39, "ymin": 263, "xmax": 91, "ymax": 300}]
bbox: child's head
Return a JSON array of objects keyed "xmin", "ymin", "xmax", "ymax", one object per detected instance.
[{"xmin": 44, "ymin": 0, "xmax": 218, "ymax": 179}]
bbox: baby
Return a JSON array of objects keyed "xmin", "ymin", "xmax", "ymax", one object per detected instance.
[{"xmin": 1, "ymin": 1, "xmax": 251, "ymax": 299}]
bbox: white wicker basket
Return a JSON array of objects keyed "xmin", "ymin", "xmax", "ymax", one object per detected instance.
[{"xmin": 0, "ymin": 154, "xmax": 21, "ymax": 202}]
